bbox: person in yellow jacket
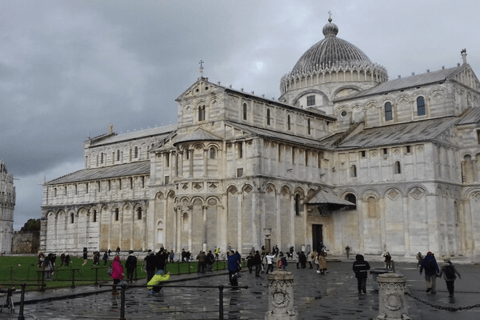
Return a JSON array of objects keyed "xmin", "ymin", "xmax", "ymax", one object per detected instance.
[{"xmin": 147, "ymin": 269, "xmax": 170, "ymax": 294}]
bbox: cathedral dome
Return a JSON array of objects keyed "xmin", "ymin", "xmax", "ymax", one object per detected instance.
[
  {"xmin": 291, "ymin": 18, "xmax": 372, "ymax": 73},
  {"xmin": 279, "ymin": 18, "xmax": 388, "ymax": 98}
]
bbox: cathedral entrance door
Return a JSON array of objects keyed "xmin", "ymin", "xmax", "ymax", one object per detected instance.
[{"xmin": 312, "ymin": 224, "xmax": 323, "ymax": 252}]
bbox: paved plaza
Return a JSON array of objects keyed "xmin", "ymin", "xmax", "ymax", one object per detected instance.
[{"xmin": 2, "ymin": 258, "xmax": 480, "ymax": 319}]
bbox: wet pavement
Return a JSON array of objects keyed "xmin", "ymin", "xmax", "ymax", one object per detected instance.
[{"xmin": 2, "ymin": 257, "xmax": 480, "ymax": 319}]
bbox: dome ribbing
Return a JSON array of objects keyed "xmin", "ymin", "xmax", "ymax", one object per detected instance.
[{"xmin": 291, "ymin": 18, "xmax": 372, "ymax": 74}]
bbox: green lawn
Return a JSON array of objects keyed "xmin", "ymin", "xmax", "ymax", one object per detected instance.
[{"xmin": 0, "ymin": 256, "xmax": 230, "ymax": 290}]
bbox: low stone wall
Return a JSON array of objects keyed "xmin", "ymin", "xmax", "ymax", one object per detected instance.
[{"xmin": 12, "ymin": 230, "xmax": 40, "ymax": 254}]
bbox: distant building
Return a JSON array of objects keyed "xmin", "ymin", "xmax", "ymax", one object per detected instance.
[
  {"xmin": 0, "ymin": 159, "xmax": 15, "ymax": 254},
  {"xmin": 41, "ymin": 18, "xmax": 480, "ymax": 261},
  {"xmin": 12, "ymin": 219, "xmax": 40, "ymax": 254}
]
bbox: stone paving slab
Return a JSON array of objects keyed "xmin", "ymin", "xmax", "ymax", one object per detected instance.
[{"xmin": 3, "ymin": 259, "xmax": 480, "ymax": 319}]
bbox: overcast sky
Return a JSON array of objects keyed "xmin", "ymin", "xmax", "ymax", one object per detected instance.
[{"xmin": 1, "ymin": 0, "xmax": 480, "ymax": 230}]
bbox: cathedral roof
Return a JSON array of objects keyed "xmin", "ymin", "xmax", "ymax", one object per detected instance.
[
  {"xmin": 88, "ymin": 124, "xmax": 177, "ymax": 147},
  {"xmin": 336, "ymin": 65, "xmax": 466, "ymax": 101},
  {"xmin": 321, "ymin": 117, "xmax": 458, "ymax": 149},
  {"xmin": 291, "ymin": 18, "xmax": 375, "ymax": 74},
  {"xmin": 174, "ymin": 128, "xmax": 222, "ymax": 145},
  {"xmin": 305, "ymin": 189, "xmax": 355, "ymax": 206},
  {"xmin": 457, "ymin": 106, "xmax": 480, "ymax": 125},
  {"xmin": 227, "ymin": 121, "xmax": 324, "ymax": 149},
  {"xmin": 46, "ymin": 161, "xmax": 150, "ymax": 185}
]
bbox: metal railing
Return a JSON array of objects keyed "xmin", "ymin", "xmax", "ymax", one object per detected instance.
[
  {"xmin": 99, "ymin": 283, "xmax": 249, "ymax": 320},
  {"xmin": 6, "ymin": 282, "xmax": 248, "ymax": 320}
]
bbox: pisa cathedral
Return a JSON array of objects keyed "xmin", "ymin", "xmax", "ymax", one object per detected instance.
[
  {"xmin": 0, "ymin": 159, "xmax": 15, "ymax": 254},
  {"xmin": 41, "ymin": 18, "xmax": 480, "ymax": 261}
]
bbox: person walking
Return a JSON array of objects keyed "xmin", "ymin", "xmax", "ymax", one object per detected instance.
[
  {"xmin": 438, "ymin": 256, "xmax": 461, "ymax": 297},
  {"xmin": 353, "ymin": 254, "xmax": 370, "ymax": 294},
  {"xmin": 420, "ymin": 251, "xmax": 440, "ymax": 294},
  {"xmin": 111, "ymin": 256, "xmax": 124, "ymax": 295},
  {"xmin": 197, "ymin": 250, "xmax": 206, "ymax": 274},
  {"xmin": 416, "ymin": 252, "xmax": 423, "ymax": 268},
  {"xmin": 227, "ymin": 250, "xmax": 241, "ymax": 286},
  {"xmin": 60, "ymin": 253, "xmax": 65, "ymax": 267},
  {"xmin": 103, "ymin": 251, "xmax": 108, "ymax": 265},
  {"xmin": 383, "ymin": 252, "xmax": 392, "ymax": 270},
  {"xmin": 144, "ymin": 251, "xmax": 156, "ymax": 282},
  {"xmin": 125, "ymin": 250, "xmax": 137, "ymax": 284},
  {"xmin": 246, "ymin": 251, "xmax": 254, "ymax": 273},
  {"xmin": 206, "ymin": 250, "xmax": 215, "ymax": 272},
  {"xmin": 318, "ymin": 251, "xmax": 328, "ymax": 275},
  {"xmin": 254, "ymin": 250, "xmax": 262, "ymax": 277},
  {"xmin": 82, "ymin": 248, "xmax": 88, "ymax": 266},
  {"xmin": 299, "ymin": 251, "xmax": 307, "ymax": 269},
  {"xmin": 265, "ymin": 252, "xmax": 275, "ymax": 274}
]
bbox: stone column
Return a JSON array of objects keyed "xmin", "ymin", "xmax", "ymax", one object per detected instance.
[
  {"xmin": 376, "ymin": 273, "xmax": 411, "ymax": 320},
  {"xmin": 265, "ymin": 270, "xmax": 297, "ymax": 320}
]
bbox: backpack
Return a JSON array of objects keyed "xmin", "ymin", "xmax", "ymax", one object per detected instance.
[{"xmin": 444, "ymin": 265, "xmax": 455, "ymax": 278}]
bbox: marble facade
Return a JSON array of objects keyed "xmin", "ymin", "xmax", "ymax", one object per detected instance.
[{"xmin": 41, "ymin": 19, "xmax": 480, "ymax": 261}]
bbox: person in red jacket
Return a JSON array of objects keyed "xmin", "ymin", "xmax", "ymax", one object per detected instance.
[{"xmin": 111, "ymin": 256, "xmax": 124, "ymax": 295}]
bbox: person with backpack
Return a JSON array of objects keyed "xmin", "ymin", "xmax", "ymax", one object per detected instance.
[
  {"xmin": 110, "ymin": 256, "xmax": 124, "ymax": 295},
  {"xmin": 438, "ymin": 256, "xmax": 461, "ymax": 297},
  {"xmin": 125, "ymin": 250, "xmax": 137, "ymax": 284},
  {"xmin": 420, "ymin": 251, "xmax": 440, "ymax": 294},
  {"xmin": 227, "ymin": 250, "xmax": 241, "ymax": 286},
  {"xmin": 353, "ymin": 254, "xmax": 370, "ymax": 294}
]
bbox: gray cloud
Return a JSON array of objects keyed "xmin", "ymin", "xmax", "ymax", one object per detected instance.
[{"xmin": 1, "ymin": 0, "xmax": 479, "ymax": 229}]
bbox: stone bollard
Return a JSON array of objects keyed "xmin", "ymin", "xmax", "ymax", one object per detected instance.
[
  {"xmin": 265, "ymin": 270, "xmax": 297, "ymax": 320},
  {"xmin": 376, "ymin": 273, "xmax": 411, "ymax": 320}
]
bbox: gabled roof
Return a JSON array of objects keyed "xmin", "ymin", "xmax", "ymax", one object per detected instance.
[
  {"xmin": 336, "ymin": 65, "xmax": 466, "ymax": 101},
  {"xmin": 174, "ymin": 128, "xmax": 222, "ymax": 145},
  {"xmin": 226, "ymin": 121, "xmax": 325, "ymax": 149},
  {"xmin": 176, "ymin": 78, "xmax": 336, "ymax": 121},
  {"xmin": 89, "ymin": 124, "xmax": 177, "ymax": 147},
  {"xmin": 457, "ymin": 107, "xmax": 480, "ymax": 125},
  {"xmin": 305, "ymin": 189, "xmax": 355, "ymax": 206},
  {"xmin": 321, "ymin": 117, "xmax": 458, "ymax": 149},
  {"xmin": 47, "ymin": 161, "xmax": 150, "ymax": 185}
]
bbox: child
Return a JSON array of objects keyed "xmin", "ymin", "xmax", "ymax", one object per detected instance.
[{"xmin": 147, "ymin": 269, "xmax": 170, "ymax": 294}]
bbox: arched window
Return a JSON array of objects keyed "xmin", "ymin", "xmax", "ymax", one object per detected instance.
[
  {"xmin": 93, "ymin": 210, "xmax": 97, "ymax": 223},
  {"xmin": 198, "ymin": 106, "xmax": 206, "ymax": 121},
  {"xmin": 134, "ymin": 146, "xmax": 138, "ymax": 158},
  {"xmin": 417, "ymin": 96, "xmax": 425, "ymax": 116},
  {"xmin": 137, "ymin": 207, "xmax": 142, "ymax": 220},
  {"xmin": 307, "ymin": 119, "xmax": 311, "ymax": 135},
  {"xmin": 209, "ymin": 148, "xmax": 216, "ymax": 159},
  {"xmin": 266, "ymin": 109, "xmax": 271, "ymax": 125},
  {"xmin": 243, "ymin": 103, "xmax": 247, "ymax": 120},
  {"xmin": 345, "ymin": 193, "xmax": 357, "ymax": 210},
  {"xmin": 351, "ymin": 165, "xmax": 357, "ymax": 177},
  {"xmin": 100, "ymin": 153, "xmax": 104, "ymax": 164},
  {"xmin": 115, "ymin": 208, "xmax": 119, "ymax": 221},
  {"xmin": 384, "ymin": 102, "xmax": 393, "ymax": 121},
  {"xmin": 394, "ymin": 161, "xmax": 401, "ymax": 174},
  {"xmin": 287, "ymin": 115, "xmax": 291, "ymax": 130},
  {"xmin": 71, "ymin": 213, "xmax": 74, "ymax": 224},
  {"xmin": 237, "ymin": 142, "xmax": 243, "ymax": 159},
  {"xmin": 295, "ymin": 194, "xmax": 301, "ymax": 216},
  {"xmin": 307, "ymin": 95, "xmax": 315, "ymax": 106},
  {"xmin": 117, "ymin": 150, "xmax": 120, "ymax": 161}
]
